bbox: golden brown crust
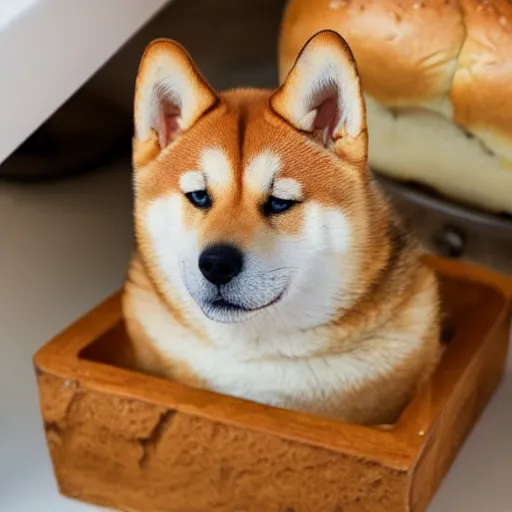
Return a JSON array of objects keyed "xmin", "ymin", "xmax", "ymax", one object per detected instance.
[
  {"xmin": 452, "ymin": 0, "xmax": 512, "ymax": 156},
  {"xmin": 279, "ymin": 0, "xmax": 512, "ymax": 150},
  {"xmin": 279, "ymin": 0, "xmax": 465, "ymax": 105}
]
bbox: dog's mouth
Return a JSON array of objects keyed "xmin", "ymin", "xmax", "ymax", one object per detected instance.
[
  {"xmin": 200, "ymin": 292, "xmax": 284, "ymax": 323},
  {"xmin": 210, "ymin": 290, "xmax": 285, "ymax": 313},
  {"xmin": 180, "ymin": 261, "xmax": 291, "ymax": 323}
]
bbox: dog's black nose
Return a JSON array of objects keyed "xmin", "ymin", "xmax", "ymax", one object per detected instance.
[{"xmin": 199, "ymin": 245, "xmax": 243, "ymax": 286}]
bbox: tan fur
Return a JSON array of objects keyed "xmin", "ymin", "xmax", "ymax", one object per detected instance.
[
  {"xmin": 122, "ymin": 32, "xmax": 442, "ymax": 426},
  {"xmin": 123, "ymin": 254, "xmax": 207, "ymax": 388}
]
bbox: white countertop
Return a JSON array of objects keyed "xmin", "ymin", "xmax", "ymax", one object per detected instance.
[
  {"xmin": 0, "ymin": 162, "xmax": 511, "ymax": 510},
  {"xmin": 0, "ymin": 0, "xmax": 169, "ymax": 165}
]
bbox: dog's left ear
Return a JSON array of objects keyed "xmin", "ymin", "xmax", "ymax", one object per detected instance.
[
  {"xmin": 271, "ymin": 30, "xmax": 367, "ymax": 165},
  {"xmin": 133, "ymin": 39, "xmax": 218, "ymax": 169}
]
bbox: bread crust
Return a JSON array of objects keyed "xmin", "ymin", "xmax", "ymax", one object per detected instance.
[
  {"xmin": 453, "ymin": 0, "xmax": 512, "ymax": 160},
  {"xmin": 280, "ymin": 0, "xmax": 465, "ymax": 107},
  {"xmin": 279, "ymin": 0, "xmax": 512, "ymax": 213}
]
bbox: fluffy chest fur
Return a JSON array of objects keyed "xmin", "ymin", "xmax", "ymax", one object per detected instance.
[{"xmin": 123, "ymin": 253, "xmax": 440, "ymax": 426}]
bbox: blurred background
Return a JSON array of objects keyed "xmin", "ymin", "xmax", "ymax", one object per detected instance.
[{"xmin": 0, "ymin": 1, "xmax": 510, "ymax": 511}]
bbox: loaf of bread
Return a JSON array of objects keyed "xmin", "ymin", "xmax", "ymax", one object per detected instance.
[{"xmin": 279, "ymin": 0, "xmax": 512, "ymax": 215}]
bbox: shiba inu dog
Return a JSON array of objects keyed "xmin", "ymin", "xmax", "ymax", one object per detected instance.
[{"xmin": 123, "ymin": 30, "xmax": 442, "ymax": 425}]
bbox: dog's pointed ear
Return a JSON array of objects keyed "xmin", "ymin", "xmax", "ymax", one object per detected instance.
[
  {"xmin": 133, "ymin": 39, "xmax": 218, "ymax": 168},
  {"xmin": 271, "ymin": 30, "xmax": 367, "ymax": 165}
]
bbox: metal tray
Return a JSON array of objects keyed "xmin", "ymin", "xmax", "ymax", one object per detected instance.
[{"xmin": 378, "ymin": 175, "xmax": 512, "ymax": 275}]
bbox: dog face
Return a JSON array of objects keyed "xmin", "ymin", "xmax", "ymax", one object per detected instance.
[{"xmin": 133, "ymin": 32, "xmax": 378, "ymax": 330}]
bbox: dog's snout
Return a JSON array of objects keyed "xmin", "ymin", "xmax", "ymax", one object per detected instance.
[{"xmin": 199, "ymin": 244, "xmax": 243, "ymax": 286}]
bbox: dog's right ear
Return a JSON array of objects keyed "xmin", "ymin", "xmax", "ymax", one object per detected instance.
[
  {"xmin": 271, "ymin": 31, "xmax": 367, "ymax": 166},
  {"xmin": 133, "ymin": 39, "xmax": 218, "ymax": 169}
]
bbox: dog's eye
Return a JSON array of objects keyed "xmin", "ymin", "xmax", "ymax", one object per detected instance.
[
  {"xmin": 263, "ymin": 196, "xmax": 298, "ymax": 216},
  {"xmin": 186, "ymin": 190, "xmax": 212, "ymax": 209}
]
